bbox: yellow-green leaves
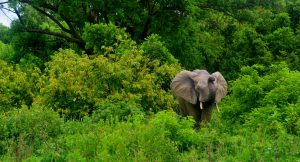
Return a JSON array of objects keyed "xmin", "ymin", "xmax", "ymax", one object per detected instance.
[
  {"xmin": 0, "ymin": 60, "xmax": 38, "ymax": 112},
  {"xmin": 82, "ymin": 23, "xmax": 129, "ymax": 54},
  {"xmin": 38, "ymin": 48, "xmax": 180, "ymax": 118}
]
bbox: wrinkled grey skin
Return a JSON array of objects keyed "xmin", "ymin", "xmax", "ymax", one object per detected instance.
[{"xmin": 171, "ymin": 70, "xmax": 227, "ymax": 125}]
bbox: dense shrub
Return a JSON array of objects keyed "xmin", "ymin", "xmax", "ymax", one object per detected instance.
[
  {"xmin": 0, "ymin": 60, "xmax": 40, "ymax": 112},
  {"xmin": 140, "ymin": 34, "xmax": 177, "ymax": 64},
  {"xmin": 2, "ymin": 1, "xmax": 300, "ymax": 161},
  {"xmin": 0, "ymin": 111, "xmax": 192, "ymax": 161},
  {"xmin": 37, "ymin": 48, "xmax": 180, "ymax": 118},
  {"xmin": 0, "ymin": 105, "xmax": 63, "ymax": 161},
  {"xmin": 0, "ymin": 41, "xmax": 15, "ymax": 62},
  {"xmin": 92, "ymin": 101, "xmax": 142, "ymax": 121},
  {"xmin": 82, "ymin": 23, "xmax": 129, "ymax": 54},
  {"xmin": 1, "ymin": 109, "xmax": 299, "ymax": 161},
  {"xmin": 1, "ymin": 48, "xmax": 299, "ymax": 161},
  {"xmin": 0, "ymin": 24, "xmax": 10, "ymax": 44},
  {"xmin": 221, "ymin": 63, "xmax": 300, "ymax": 135}
]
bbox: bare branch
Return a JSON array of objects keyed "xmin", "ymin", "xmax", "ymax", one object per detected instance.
[
  {"xmin": 0, "ymin": 1, "xmax": 9, "ymax": 5},
  {"xmin": 0, "ymin": 8, "xmax": 13, "ymax": 21},
  {"xmin": 40, "ymin": 3, "xmax": 58, "ymax": 11},
  {"xmin": 59, "ymin": 12, "xmax": 81, "ymax": 38},
  {"xmin": 20, "ymin": 1, "xmax": 83, "ymax": 43},
  {"xmin": 37, "ymin": 3, "xmax": 82, "ymax": 40},
  {"xmin": 2, "ymin": 7, "xmax": 16, "ymax": 13},
  {"xmin": 30, "ymin": 5, "xmax": 72, "ymax": 34},
  {"xmin": 10, "ymin": 1, "xmax": 87, "ymax": 52},
  {"xmin": 26, "ymin": 28, "xmax": 84, "ymax": 46},
  {"xmin": 14, "ymin": 8, "xmax": 25, "ymax": 25}
]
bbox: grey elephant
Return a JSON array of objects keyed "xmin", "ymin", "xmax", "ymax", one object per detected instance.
[{"xmin": 171, "ymin": 69, "xmax": 227, "ymax": 125}]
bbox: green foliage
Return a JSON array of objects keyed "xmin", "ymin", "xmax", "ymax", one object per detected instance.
[
  {"xmin": 0, "ymin": 105, "xmax": 63, "ymax": 160},
  {"xmin": 164, "ymin": 14, "xmax": 227, "ymax": 72},
  {"xmin": 265, "ymin": 27, "xmax": 296, "ymax": 55},
  {"xmin": 92, "ymin": 101, "xmax": 142, "ymax": 121},
  {"xmin": 287, "ymin": 0, "xmax": 300, "ymax": 29},
  {"xmin": 262, "ymin": 27, "xmax": 300, "ymax": 70},
  {"xmin": 224, "ymin": 26, "xmax": 270, "ymax": 79},
  {"xmin": 6, "ymin": 0, "xmax": 189, "ymax": 63},
  {"xmin": 82, "ymin": 23, "xmax": 129, "ymax": 54},
  {"xmin": 38, "ymin": 48, "xmax": 180, "ymax": 118},
  {"xmin": 0, "ymin": 111, "xmax": 190, "ymax": 161},
  {"xmin": 3, "ymin": 0, "xmax": 300, "ymax": 80},
  {"xmin": 273, "ymin": 12, "xmax": 291, "ymax": 29},
  {"xmin": 141, "ymin": 34, "xmax": 177, "ymax": 64},
  {"xmin": 18, "ymin": 54, "xmax": 44, "ymax": 70},
  {"xmin": 9, "ymin": 5, "xmax": 67, "ymax": 62},
  {"xmin": 0, "ymin": 24, "xmax": 11, "ymax": 44},
  {"xmin": 1, "ymin": 109, "xmax": 300, "ymax": 161},
  {"xmin": 222, "ymin": 63, "xmax": 300, "ymax": 135},
  {"xmin": 0, "ymin": 41, "xmax": 15, "ymax": 62},
  {"xmin": 2, "ymin": 1, "xmax": 300, "ymax": 161},
  {"xmin": 0, "ymin": 60, "xmax": 40, "ymax": 112}
]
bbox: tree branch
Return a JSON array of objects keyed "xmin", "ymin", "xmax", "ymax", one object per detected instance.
[
  {"xmin": 11, "ymin": 1, "xmax": 89, "ymax": 53},
  {"xmin": 59, "ymin": 12, "xmax": 81, "ymax": 37},
  {"xmin": 30, "ymin": 5, "xmax": 72, "ymax": 34},
  {"xmin": 0, "ymin": 8, "xmax": 13, "ymax": 21},
  {"xmin": 14, "ymin": 7, "xmax": 25, "ymax": 25},
  {"xmin": 40, "ymin": 3, "xmax": 58, "ymax": 12},
  {"xmin": 2, "ymin": 7, "xmax": 16, "ymax": 13},
  {"xmin": 39, "ymin": 3, "xmax": 82, "ymax": 40},
  {"xmin": 20, "ymin": 1, "xmax": 84, "ymax": 47},
  {"xmin": 0, "ymin": 1, "xmax": 9, "ymax": 5},
  {"xmin": 20, "ymin": 1, "xmax": 80, "ymax": 38},
  {"xmin": 26, "ymin": 28, "xmax": 84, "ymax": 47}
]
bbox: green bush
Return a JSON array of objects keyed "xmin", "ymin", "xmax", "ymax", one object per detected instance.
[
  {"xmin": 221, "ymin": 63, "xmax": 300, "ymax": 134},
  {"xmin": 244, "ymin": 105, "xmax": 284, "ymax": 135},
  {"xmin": 82, "ymin": 23, "xmax": 129, "ymax": 54},
  {"xmin": 0, "ymin": 41, "xmax": 15, "ymax": 62},
  {"xmin": 140, "ymin": 34, "xmax": 177, "ymax": 64},
  {"xmin": 92, "ymin": 101, "xmax": 142, "ymax": 121},
  {"xmin": 38, "ymin": 48, "xmax": 180, "ymax": 118},
  {"xmin": 263, "ymin": 70, "xmax": 300, "ymax": 108},
  {"xmin": 11, "ymin": 111, "xmax": 190, "ymax": 161},
  {"xmin": 0, "ymin": 105, "xmax": 63, "ymax": 161},
  {"xmin": 1, "ymin": 108, "xmax": 299, "ymax": 161},
  {"xmin": 0, "ymin": 24, "xmax": 10, "ymax": 44},
  {"xmin": 2, "ymin": 1, "xmax": 300, "ymax": 161},
  {"xmin": 0, "ymin": 60, "xmax": 40, "ymax": 112}
]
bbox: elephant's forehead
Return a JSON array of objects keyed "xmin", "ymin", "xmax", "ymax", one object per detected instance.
[
  {"xmin": 192, "ymin": 73, "xmax": 210, "ymax": 83},
  {"xmin": 193, "ymin": 69, "xmax": 209, "ymax": 75}
]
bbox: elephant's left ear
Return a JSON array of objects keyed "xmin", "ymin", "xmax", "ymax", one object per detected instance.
[{"xmin": 212, "ymin": 72, "xmax": 227, "ymax": 103}]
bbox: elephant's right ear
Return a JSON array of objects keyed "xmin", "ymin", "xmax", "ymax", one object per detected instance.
[
  {"xmin": 171, "ymin": 70, "xmax": 197, "ymax": 104},
  {"xmin": 211, "ymin": 71, "xmax": 228, "ymax": 103}
]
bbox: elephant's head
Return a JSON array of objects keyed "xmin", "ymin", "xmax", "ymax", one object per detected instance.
[{"xmin": 171, "ymin": 70, "xmax": 227, "ymax": 111}]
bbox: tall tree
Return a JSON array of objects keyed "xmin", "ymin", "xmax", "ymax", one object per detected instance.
[{"xmin": 4, "ymin": 0, "xmax": 190, "ymax": 53}]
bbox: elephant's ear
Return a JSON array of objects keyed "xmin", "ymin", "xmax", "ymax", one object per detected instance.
[
  {"xmin": 171, "ymin": 70, "xmax": 197, "ymax": 104},
  {"xmin": 212, "ymin": 72, "xmax": 228, "ymax": 103}
]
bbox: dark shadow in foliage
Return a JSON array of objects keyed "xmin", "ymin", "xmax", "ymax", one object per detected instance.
[{"xmin": 92, "ymin": 101, "xmax": 143, "ymax": 122}]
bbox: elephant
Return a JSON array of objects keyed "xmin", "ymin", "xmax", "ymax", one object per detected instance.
[{"xmin": 171, "ymin": 69, "xmax": 227, "ymax": 125}]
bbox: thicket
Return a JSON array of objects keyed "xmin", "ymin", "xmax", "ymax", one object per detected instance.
[{"xmin": 0, "ymin": 0, "xmax": 300, "ymax": 161}]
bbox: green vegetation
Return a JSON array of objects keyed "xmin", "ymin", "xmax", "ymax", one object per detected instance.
[{"xmin": 0, "ymin": 0, "xmax": 300, "ymax": 161}]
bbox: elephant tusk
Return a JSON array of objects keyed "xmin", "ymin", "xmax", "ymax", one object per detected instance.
[
  {"xmin": 216, "ymin": 103, "xmax": 220, "ymax": 112},
  {"xmin": 200, "ymin": 102, "xmax": 203, "ymax": 109}
]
